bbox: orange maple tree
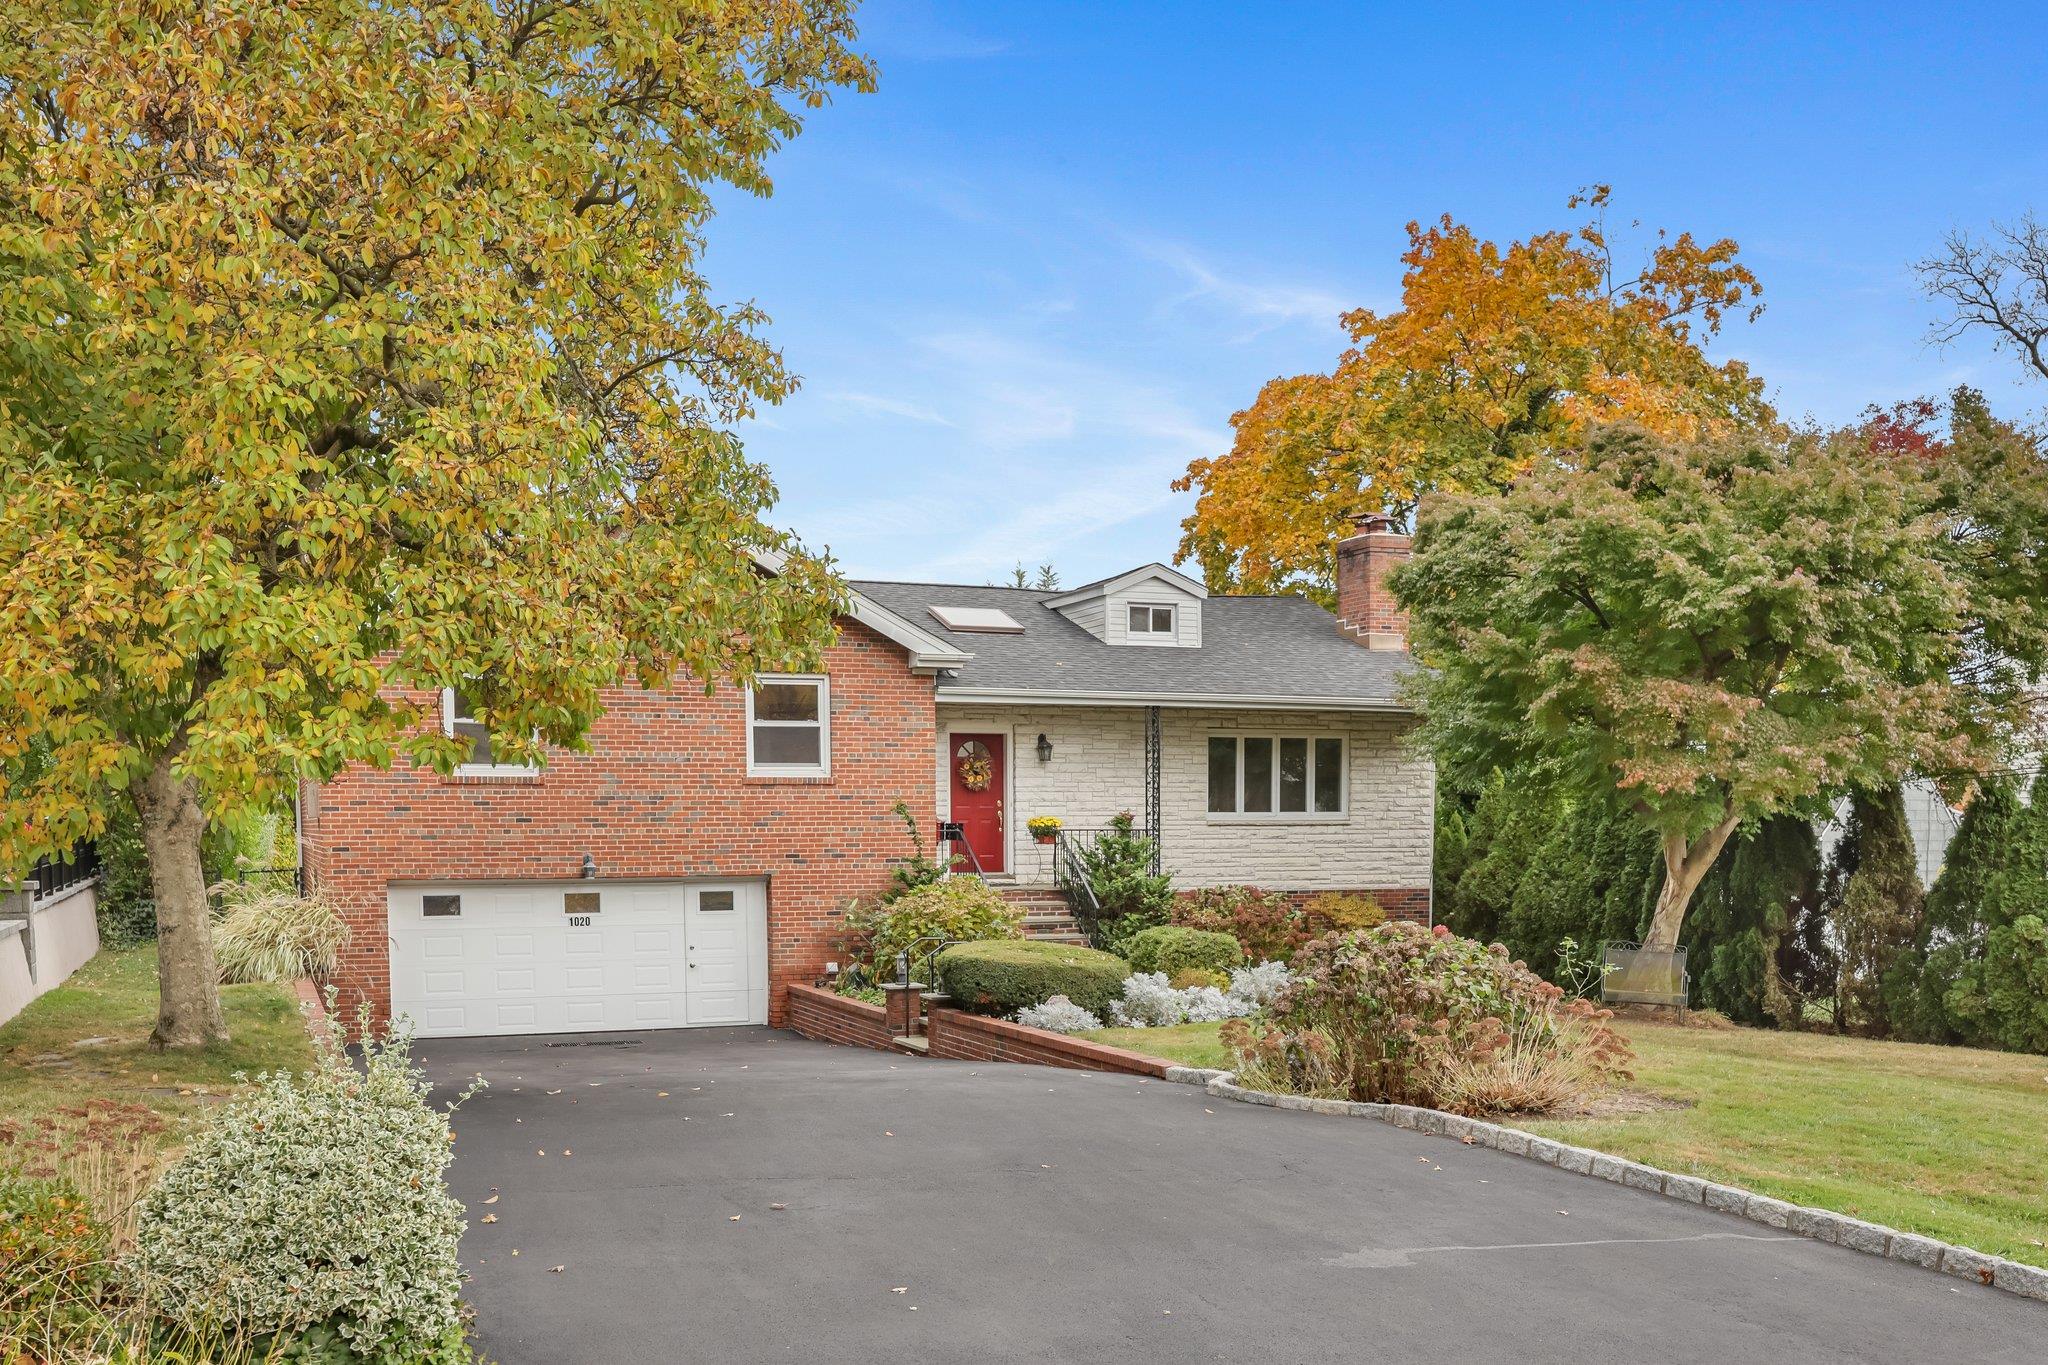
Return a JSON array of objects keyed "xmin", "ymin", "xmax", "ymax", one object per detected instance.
[{"xmin": 1175, "ymin": 189, "xmax": 1774, "ymax": 595}]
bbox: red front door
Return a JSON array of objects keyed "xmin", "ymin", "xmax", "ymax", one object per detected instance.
[{"xmin": 948, "ymin": 733, "xmax": 1006, "ymax": 874}]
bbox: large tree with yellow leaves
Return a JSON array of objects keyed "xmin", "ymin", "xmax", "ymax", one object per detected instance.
[
  {"xmin": 1175, "ymin": 190, "xmax": 1773, "ymax": 595},
  {"xmin": 0, "ymin": 2, "xmax": 871, "ymax": 1046}
]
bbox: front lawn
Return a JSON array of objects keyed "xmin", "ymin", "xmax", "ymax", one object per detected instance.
[
  {"xmin": 1081, "ymin": 1016, "xmax": 2048, "ymax": 1268},
  {"xmin": 1080, "ymin": 1022, "xmax": 1233, "ymax": 1069},
  {"xmin": 0, "ymin": 943, "xmax": 313, "ymax": 1144}
]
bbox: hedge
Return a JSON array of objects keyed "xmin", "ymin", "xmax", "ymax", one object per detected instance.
[
  {"xmin": 1124, "ymin": 925, "xmax": 1243, "ymax": 977},
  {"xmin": 934, "ymin": 940, "xmax": 1130, "ymax": 1017}
]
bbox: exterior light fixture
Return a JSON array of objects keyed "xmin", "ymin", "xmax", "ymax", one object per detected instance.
[
  {"xmin": 1036, "ymin": 733, "xmax": 1053, "ymax": 763},
  {"xmin": 579, "ymin": 852, "xmax": 597, "ymax": 880}
]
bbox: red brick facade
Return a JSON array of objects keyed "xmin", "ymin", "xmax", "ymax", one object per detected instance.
[
  {"xmin": 300, "ymin": 620, "xmax": 938, "ymax": 1029},
  {"xmin": 1333, "ymin": 515, "xmax": 1412, "ymax": 649}
]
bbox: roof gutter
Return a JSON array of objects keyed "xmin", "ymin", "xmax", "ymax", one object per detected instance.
[{"xmin": 932, "ymin": 686, "xmax": 1413, "ymax": 714}]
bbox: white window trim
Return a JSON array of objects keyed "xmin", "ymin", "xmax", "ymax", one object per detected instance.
[
  {"xmin": 1124, "ymin": 601, "xmax": 1179, "ymax": 645},
  {"xmin": 1206, "ymin": 733, "xmax": 1348, "ymax": 822},
  {"xmin": 442, "ymin": 688, "xmax": 540, "ymax": 777},
  {"xmin": 746, "ymin": 673, "xmax": 831, "ymax": 778}
]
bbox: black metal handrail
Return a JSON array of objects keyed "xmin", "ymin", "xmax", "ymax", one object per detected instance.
[
  {"xmin": 29, "ymin": 841, "xmax": 100, "ymax": 901},
  {"xmin": 936, "ymin": 821, "xmax": 987, "ymax": 878},
  {"xmin": 1049, "ymin": 825, "xmax": 1159, "ymax": 916}
]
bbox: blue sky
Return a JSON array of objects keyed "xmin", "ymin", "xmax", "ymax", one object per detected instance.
[{"xmin": 707, "ymin": 1, "xmax": 2048, "ymax": 585}]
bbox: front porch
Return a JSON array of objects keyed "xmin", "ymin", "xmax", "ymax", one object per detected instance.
[{"xmin": 934, "ymin": 702, "xmax": 1434, "ymax": 913}]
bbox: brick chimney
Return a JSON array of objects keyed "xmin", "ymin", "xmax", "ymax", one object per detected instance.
[{"xmin": 1334, "ymin": 513, "xmax": 1411, "ymax": 650}]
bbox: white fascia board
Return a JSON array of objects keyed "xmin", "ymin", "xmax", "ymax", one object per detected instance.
[
  {"xmin": 1042, "ymin": 562, "xmax": 1208, "ymax": 609},
  {"xmin": 932, "ymin": 686, "xmax": 1411, "ymax": 713},
  {"xmin": 848, "ymin": 595, "xmax": 974, "ymax": 670},
  {"xmin": 749, "ymin": 547, "xmax": 972, "ymax": 671}
]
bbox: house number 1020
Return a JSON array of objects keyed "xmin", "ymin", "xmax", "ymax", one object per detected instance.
[{"xmin": 567, "ymin": 915, "xmax": 593, "ymax": 928}]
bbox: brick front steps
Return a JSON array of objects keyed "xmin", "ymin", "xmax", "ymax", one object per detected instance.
[{"xmin": 994, "ymin": 884, "xmax": 1088, "ymax": 945}]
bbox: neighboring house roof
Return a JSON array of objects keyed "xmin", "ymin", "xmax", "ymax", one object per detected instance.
[{"xmin": 851, "ymin": 580, "xmax": 1414, "ymax": 710}]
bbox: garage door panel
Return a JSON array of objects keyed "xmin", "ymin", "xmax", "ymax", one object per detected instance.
[{"xmin": 389, "ymin": 882, "xmax": 765, "ymax": 1038}]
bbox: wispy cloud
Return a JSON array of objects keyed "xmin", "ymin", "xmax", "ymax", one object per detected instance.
[
  {"xmin": 820, "ymin": 389, "xmax": 956, "ymax": 426},
  {"xmin": 1129, "ymin": 236, "xmax": 1352, "ymax": 339}
]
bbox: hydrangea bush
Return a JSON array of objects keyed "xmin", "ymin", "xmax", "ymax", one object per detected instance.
[
  {"xmin": 1015, "ymin": 995, "xmax": 1102, "ymax": 1034},
  {"xmin": 130, "ymin": 1006, "xmax": 479, "ymax": 1358},
  {"xmin": 1239, "ymin": 923, "xmax": 1632, "ymax": 1114}
]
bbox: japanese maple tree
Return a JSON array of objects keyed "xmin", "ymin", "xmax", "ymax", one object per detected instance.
[
  {"xmin": 1392, "ymin": 411, "xmax": 2048, "ymax": 952},
  {"xmin": 0, "ymin": 2, "xmax": 871, "ymax": 1045}
]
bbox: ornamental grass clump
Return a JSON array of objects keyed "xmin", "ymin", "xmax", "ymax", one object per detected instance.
[
  {"xmin": 210, "ymin": 881, "xmax": 349, "ymax": 984},
  {"xmin": 1236, "ymin": 922, "xmax": 1631, "ymax": 1116},
  {"xmin": 130, "ymin": 1006, "xmax": 480, "ymax": 1358}
]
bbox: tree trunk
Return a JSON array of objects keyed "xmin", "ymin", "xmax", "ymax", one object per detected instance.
[
  {"xmin": 134, "ymin": 752, "xmax": 228, "ymax": 1049},
  {"xmin": 1641, "ymin": 817, "xmax": 1742, "ymax": 952}
]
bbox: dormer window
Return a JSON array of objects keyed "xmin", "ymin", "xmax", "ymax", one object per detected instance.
[{"xmin": 1127, "ymin": 604, "xmax": 1175, "ymax": 638}]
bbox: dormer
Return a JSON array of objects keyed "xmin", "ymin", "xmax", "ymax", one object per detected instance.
[{"xmin": 1043, "ymin": 563, "xmax": 1206, "ymax": 647}]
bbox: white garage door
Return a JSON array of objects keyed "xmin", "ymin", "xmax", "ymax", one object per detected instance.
[{"xmin": 387, "ymin": 881, "xmax": 768, "ymax": 1038}]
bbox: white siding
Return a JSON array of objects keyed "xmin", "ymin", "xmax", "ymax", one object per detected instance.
[
  {"xmin": 937, "ymin": 705, "xmax": 1432, "ymax": 892},
  {"xmin": 1103, "ymin": 583, "xmax": 1203, "ymax": 647},
  {"xmin": 1062, "ymin": 596, "xmax": 1107, "ymax": 641}
]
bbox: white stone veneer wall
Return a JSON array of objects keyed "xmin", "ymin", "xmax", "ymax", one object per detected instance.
[{"xmin": 936, "ymin": 705, "xmax": 1433, "ymax": 894}]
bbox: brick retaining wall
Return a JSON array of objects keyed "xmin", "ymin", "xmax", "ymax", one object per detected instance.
[
  {"xmin": 786, "ymin": 983, "xmax": 902, "ymax": 1053},
  {"xmin": 925, "ymin": 1008, "xmax": 1171, "ymax": 1076}
]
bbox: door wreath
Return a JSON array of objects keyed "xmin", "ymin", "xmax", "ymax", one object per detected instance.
[{"xmin": 956, "ymin": 746, "xmax": 994, "ymax": 792}]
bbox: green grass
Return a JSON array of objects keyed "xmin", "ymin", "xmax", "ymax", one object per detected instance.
[
  {"xmin": 1078, "ymin": 1022, "xmax": 1233, "ymax": 1069},
  {"xmin": 0, "ymin": 943, "xmax": 313, "ymax": 1144},
  {"xmin": 1081, "ymin": 1015, "xmax": 2048, "ymax": 1267}
]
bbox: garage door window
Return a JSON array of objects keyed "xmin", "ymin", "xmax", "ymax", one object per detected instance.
[
  {"xmin": 746, "ymin": 675, "xmax": 830, "ymax": 777},
  {"xmin": 422, "ymin": 894, "xmax": 462, "ymax": 917}
]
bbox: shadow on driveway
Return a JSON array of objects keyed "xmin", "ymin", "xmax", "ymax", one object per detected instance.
[{"xmin": 419, "ymin": 1027, "xmax": 2040, "ymax": 1365}]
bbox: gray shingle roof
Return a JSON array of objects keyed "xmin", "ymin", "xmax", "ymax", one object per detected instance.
[{"xmin": 850, "ymin": 580, "xmax": 1414, "ymax": 708}]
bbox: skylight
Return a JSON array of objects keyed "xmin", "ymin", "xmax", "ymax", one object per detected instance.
[{"xmin": 929, "ymin": 605, "xmax": 1024, "ymax": 634}]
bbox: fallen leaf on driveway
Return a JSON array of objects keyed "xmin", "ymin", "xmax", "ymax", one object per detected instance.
[
  {"xmin": 1557, "ymin": 1210, "xmax": 1570, "ymax": 1216},
  {"xmin": 511, "ymin": 1249, "xmax": 519, "ymax": 1256},
  {"xmin": 1460, "ymin": 1137, "xmax": 1476, "ymax": 1145},
  {"xmin": 884, "ymin": 1131, "xmax": 894, "ymax": 1137},
  {"xmin": 770, "ymin": 1203, "xmax": 787, "ymax": 1211},
  {"xmin": 547, "ymin": 1089, "xmax": 562, "ymax": 1095},
  {"xmin": 729, "ymin": 1215, "xmax": 742, "ymax": 1222},
  {"xmin": 536, "ymin": 1150, "xmax": 546, "ymax": 1157},
  {"xmin": 657, "ymin": 1092, "xmax": 669, "ymax": 1098},
  {"xmin": 483, "ymin": 1192, "xmax": 499, "ymax": 1204},
  {"xmin": 562, "ymin": 1149, "xmax": 572, "ymax": 1157},
  {"xmin": 891, "ymin": 1287, "xmax": 908, "ymax": 1294},
  {"xmin": 548, "ymin": 1265, "xmax": 564, "ymax": 1273},
  {"xmin": 480, "ymin": 1214, "xmax": 498, "ymax": 1224}
]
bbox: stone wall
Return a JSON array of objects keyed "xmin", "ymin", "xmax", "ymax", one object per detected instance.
[{"xmin": 937, "ymin": 704, "xmax": 1433, "ymax": 903}]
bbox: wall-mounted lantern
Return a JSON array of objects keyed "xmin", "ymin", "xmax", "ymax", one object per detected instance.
[
  {"xmin": 580, "ymin": 852, "xmax": 597, "ymax": 880},
  {"xmin": 1036, "ymin": 733, "xmax": 1054, "ymax": 764}
]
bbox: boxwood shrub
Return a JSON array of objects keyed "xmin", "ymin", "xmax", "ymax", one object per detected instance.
[
  {"xmin": 935, "ymin": 940, "xmax": 1130, "ymax": 1017},
  {"xmin": 1124, "ymin": 925, "xmax": 1243, "ymax": 977}
]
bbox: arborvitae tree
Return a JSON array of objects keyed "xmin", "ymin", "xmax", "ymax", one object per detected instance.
[
  {"xmin": 1499, "ymin": 803, "xmax": 1659, "ymax": 979},
  {"xmin": 1441, "ymin": 773, "xmax": 1553, "ymax": 945},
  {"xmin": 1903, "ymin": 774, "xmax": 2048, "ymax": 1046},
  {"xmin": 1828, "ymin": 787, "xmax": 1925, "ymax": 1035},
  {"xmin": 1685, "ymin": 815, "xmax": 1823, "ymax": 1025}
]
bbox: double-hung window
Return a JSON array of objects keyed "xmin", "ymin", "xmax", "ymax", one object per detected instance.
[
  {"xmin": 1207, "ymin": 734, "xmax": 1345, "ymax": 818},
  {"xmin": 442, "ymin": 687, "xmax": 537, "ymax": 777},
  {"xmin": 1126, "ymin": 603, "xmax": 1176, "ymax": 641},
  {"xmin": 747, "ymin": 675, "xmax": 830, "ymax": 777}
]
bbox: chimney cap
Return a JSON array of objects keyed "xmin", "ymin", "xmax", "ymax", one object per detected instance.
[{"xmin": 1351, "ymin": 512, "xmax": 1402, "ymax": 535}]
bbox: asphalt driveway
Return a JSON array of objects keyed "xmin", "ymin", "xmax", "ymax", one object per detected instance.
[{"xmin": 419, "ymin": 1027, "xmax": 2040, "ymax": 1364}]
